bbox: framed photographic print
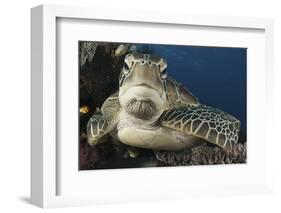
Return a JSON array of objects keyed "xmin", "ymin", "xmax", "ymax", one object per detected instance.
[
  {"xmin": 78, "ymin": 41, "xmax": 247, "ymax": 170},
  {"xmin": 31, "ymin": 4, "xmax": 274, "ymax": 208}
]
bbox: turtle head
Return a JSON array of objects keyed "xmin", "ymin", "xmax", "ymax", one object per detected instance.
[{"xmin": 119, "ymin": 53, "xmax": 168, "ymax": 121}]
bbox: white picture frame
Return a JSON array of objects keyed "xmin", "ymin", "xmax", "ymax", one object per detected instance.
[{"xmin": 31, "ymin": 4, "xmax": 274, "ymax": 208}]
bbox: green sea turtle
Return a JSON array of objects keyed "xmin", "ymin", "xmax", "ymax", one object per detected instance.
[{"xmin": 87, "ymin": 53, "xmax": 240, "ymax": 154}]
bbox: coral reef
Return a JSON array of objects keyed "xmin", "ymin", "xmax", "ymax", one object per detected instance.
[
  {"xmin": 155, "ymin": 142, "xmax": 246, "ymax": 166},
  {"xmin": 79, "ymin": 41, "xmax": 98, "ymax": 67},
  {"xmin": 79, "ymin": 41, "xmax": 132, "ymax": 169}
]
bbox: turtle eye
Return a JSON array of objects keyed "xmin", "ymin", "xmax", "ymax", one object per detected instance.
[
  {"xmin": 160, "ymin": 68, "xmax": 167, "ymax": 79},
  {"xmin": 123, "ymin": 61, "xmax": 134, "ymax": 75},
  {"xmin": 124, "ymin": 63, "xmax": 130, "ymax": 70},
  {"xmin": 124, "ymin": 62, "xmax": 129, "ymax": 70},
  {"xmin": 123, "ymin": 63, "xmax": 130, "ymax": 75}
]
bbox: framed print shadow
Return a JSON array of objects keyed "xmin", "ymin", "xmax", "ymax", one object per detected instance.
[
  {"xmin": 31, "ymin": 4, "xmax": 274, "ymax": 208},
  {"xmin": 79, "ymin": 42, "xmax": 247, "ymax": 170}
]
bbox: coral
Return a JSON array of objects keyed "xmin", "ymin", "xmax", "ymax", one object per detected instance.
[
  {"xmin": 155, "ymin": 142, "xmax": 247, "ymax": 166},
  {"xmin": 79, "ymin": 41, "xmax": 98, "ymax": 67}
]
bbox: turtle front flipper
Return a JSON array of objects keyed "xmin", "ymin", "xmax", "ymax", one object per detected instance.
[
  {"xmin": 87, "ymin": 111, "xmax": 112, "ymax": 145},
  {"xmin": 160, "ymin": 105, "xmax": 240, "ymax": 152},
  {"xmin": 87, "ymin": 95, "xmax": 120, "ymax": 146}
]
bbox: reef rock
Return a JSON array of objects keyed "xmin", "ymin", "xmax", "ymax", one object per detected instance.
[{"xmin": 155, "ymin": 142, "xmax": 247, "ymax": 166}]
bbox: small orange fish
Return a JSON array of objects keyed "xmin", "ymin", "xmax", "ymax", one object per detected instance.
[{"xmin": 80, "ymin": 106, "xmax": 90, "ymax": 114}]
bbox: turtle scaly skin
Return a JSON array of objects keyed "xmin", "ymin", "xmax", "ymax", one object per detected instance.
[
  {"xmin": 160, "ymin": 105, "xmax": 240, "ymax": 151},
  {"xmin": 87, "ymin": 92, "xmax": 120, "ymax": 145}
]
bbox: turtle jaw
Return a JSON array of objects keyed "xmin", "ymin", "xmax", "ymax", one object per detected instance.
[
  {"xmin": 126, "ymin": 97, "xmax": 157, "ymax": 120},
  {"xmin": 119, "ymin": 85, "xmax": 166, "ymax": 121}
]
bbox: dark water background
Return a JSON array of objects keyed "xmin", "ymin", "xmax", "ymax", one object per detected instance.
[{"xmin": 136, "ymin": 44, "xmax": 247, "ymax": 138}]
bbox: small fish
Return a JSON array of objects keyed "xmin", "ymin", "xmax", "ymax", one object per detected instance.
[{"xmin": 80, "ymin": 106, "xmax": 90, "ymax": 114}]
